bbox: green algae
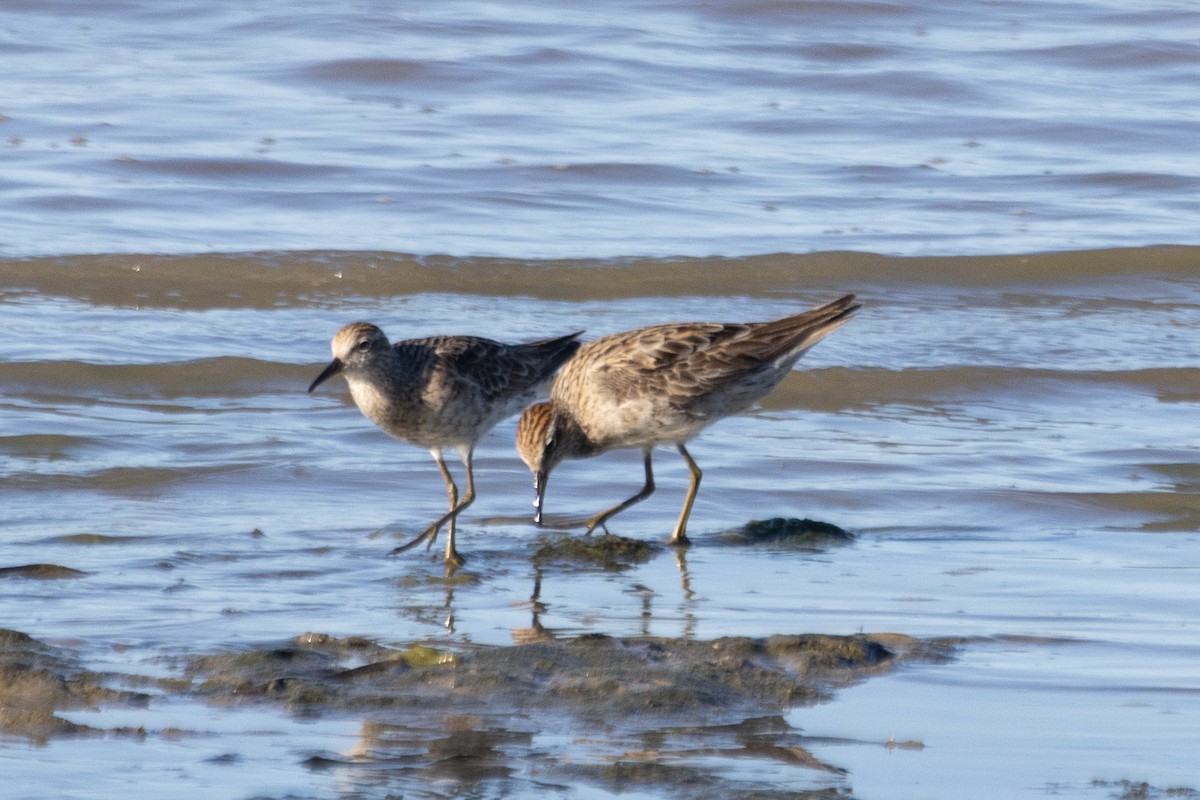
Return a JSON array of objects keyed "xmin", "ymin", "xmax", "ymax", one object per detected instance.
[{"xmin": 533, "ymin": 533, "xmax": 656, "ymax": 570}]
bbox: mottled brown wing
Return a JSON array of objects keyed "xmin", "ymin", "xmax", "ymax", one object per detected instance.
[
  {"xmin": 582, "ymin": 322, "xmax": 765, "ymax": 405},
  {"xmin": 574, "ymin": 294, "xmax": 860, "ymax": 409},
  {"xmin": 417, "ymin": 332, "xmax": 581, "ymax": 403}
]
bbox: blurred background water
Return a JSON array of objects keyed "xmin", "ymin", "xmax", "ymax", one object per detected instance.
[
  {"xmin": 1, "ymin": 1, "xmax": 1199, "ymax": 798},
  {"xmin": 2, "ymin": 0, "xmax": 1198, "ymax": 257}
]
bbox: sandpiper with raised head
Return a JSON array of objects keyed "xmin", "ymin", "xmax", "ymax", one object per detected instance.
[{"xmin": 310, "ymin": 322, "xmax": 582, "ymax": 567}]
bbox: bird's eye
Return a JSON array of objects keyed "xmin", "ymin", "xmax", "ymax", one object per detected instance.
[{"xmin": 355, "ymin": 340, "xmax": 371, "ymax": 352}]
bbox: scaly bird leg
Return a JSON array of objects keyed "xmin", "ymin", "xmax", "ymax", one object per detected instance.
[
  {"xmin": 440, "ymin": 446, "xmax": 475, "ymax": 568},
  {"xmin": 392, "ymin": 447, "xmax": 472, "ymax": 567},
  {"xmin": 669, "ymin": 444, "xmax": 701, "ymax": 546},
  {"xmin": 585, "ymin": 448, "xmax": 656, "ymax": 535}
]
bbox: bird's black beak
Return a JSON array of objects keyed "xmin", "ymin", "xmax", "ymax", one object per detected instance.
[
  {"xmin": 532, "ymin": 470, "xmax": 547, "ymax": 525},
  {"xmin": 308, "ymin": 358, "xmax": 343, "ymax": 393}
]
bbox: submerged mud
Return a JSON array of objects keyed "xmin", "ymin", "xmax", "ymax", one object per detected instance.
[
  {"xmin": 531, "ymin": 532, "xmax": 658, "ymax": 571},
  {"xmin": 1, "ymin": 623, "xmax": 954, "ymax": 797},
  {"xmin": 181, "ymin": 630, "xmax": 954, "ymax": 798},
  {"xmin": 0, "ymin": 629, "xmax": 151, "ymax": 743},
  {"xmin": 0, "ymin": 564, "xmax": 88, "ymax": 580},
  {"xmin": 184, "ymin": 630, "xmax": 950, "ymax": 719}
]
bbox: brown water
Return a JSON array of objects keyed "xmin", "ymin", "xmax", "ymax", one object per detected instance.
[{"xmin": 2, "ymin": 1, "xmax": 1200, "ymax": 797}]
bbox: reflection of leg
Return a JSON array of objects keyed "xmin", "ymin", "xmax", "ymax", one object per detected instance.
[
  {"xmin": 512, "ymin": 565, "xmax": 554, "ymax": 643},
  {"xmin": 636, "ymin": 585, "xmax": 653, "ymax": 636},
  {"xmin": 584, "ymin": 448, "xmax": 655, "ymax": 534},
  {"xmin": 674, "ymin": 547, "xmax": 693, "ymax": 601},
  {"xmin": 443, "ymin": 582, "xmax": 456, "ymax": 634},
  {"xmin": 530, "ymin": 565, "xmax": 546, "ymax": 628},
  {"xmin": 675, "ymin": 547, "xmax": 696, "ymax": 640},
  {"xmin": 669, "ymin": 444, "xmax": 701, "ymax": 545}
]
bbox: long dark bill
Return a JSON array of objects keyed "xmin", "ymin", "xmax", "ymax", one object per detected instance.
[
  {"xmin": 533, "ymin": 469, "xmax": 548, "ymax": 525},
  {"xmin": 307, "ymin": 358, "xmax": 344, "ymax": 393}
]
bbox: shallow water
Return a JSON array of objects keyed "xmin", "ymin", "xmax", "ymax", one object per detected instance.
[
  {"xmin": 3, "ymin": 0, "xmax": 1200, "ymax": 797},
  {"xmin": 2, "ymin": 250, "xmax": 1199, "ymax": 798}
]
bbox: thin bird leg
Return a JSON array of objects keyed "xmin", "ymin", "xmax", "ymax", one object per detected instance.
[
  {"xmin": 423, "ymin": 449, "xmax": 458, "ymax": 551},
  {"xmin": 419, "ymin": 447, "xmax": 476, "ymax": 566},
  {"xmin": 438, "ymin": 446, "xmax": 475, "ymax": 568},
  {"xmin": 584, "ymin": 448, "xmax": 656, "ymax": 535},
  {"xmin": 669, "ymin": 444, "xmax": 702, "ymax": 546},
  {"xmin": 391, "ymin": 448, "xmax": 470, "ymax": 564}
]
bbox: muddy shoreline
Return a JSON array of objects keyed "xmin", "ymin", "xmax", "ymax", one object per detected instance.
[
  {"xmin": 1, "ymin": 526, "xmax": 952, "ymax": 797},
  {"xmin": 5, "ymin": 522, "xmax": 1197, "ymax": 798},
  {"xmin": 2, "ymin": 623, "xmax": 953, "ymax": 798}
]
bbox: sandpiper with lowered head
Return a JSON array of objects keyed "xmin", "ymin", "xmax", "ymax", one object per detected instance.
[
  {"xmin": 516, "ymin": 294, "xmax": 860, "ymax": 545},
  {"xmin": 309, "ymin": 322, "xmax": 582, "ymax": 567}
]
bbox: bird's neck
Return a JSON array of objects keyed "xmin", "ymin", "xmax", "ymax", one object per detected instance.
[{"xmin": 551, "ymin": 410, "xmax": 601, "ymax": 460}]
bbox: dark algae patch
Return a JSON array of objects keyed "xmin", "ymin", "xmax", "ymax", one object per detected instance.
[
  {"xmin": 721, "ymin": 517, "xmax": 855, "ymax": 550},
  {"xmin": 532, "ymin": 532, "xmax": 657, "ymax": 570}
]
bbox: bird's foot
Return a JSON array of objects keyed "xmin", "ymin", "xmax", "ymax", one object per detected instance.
[{"xmin": 389, "ymin": 522, "xmax": 440, "ymax": 556}]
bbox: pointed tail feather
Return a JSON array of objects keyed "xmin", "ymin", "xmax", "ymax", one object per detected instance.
[
  {"xmin": 518, "ymin": 330, "xmax": 585, "ymax": 381},
  {"xmin": 756, "ymin": 294, "xmax": 861, "ymax": 365}
]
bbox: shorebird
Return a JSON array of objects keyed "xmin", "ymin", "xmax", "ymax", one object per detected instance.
[
  {"xmin": 515, "ymin": 294, "xmax": 859, "ymax": 545},
  {"xmin": 309, "ymin": 322, "xmax": 582, "ymax": 567}
]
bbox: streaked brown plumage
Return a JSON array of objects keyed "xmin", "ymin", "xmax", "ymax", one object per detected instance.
[
  {"xmin": 516, "ymin": 294, "xmax": 860, "ymax": 544},
  {"xmin": 309, "ymin": 322, "xmax": 582, "ymax": 567}
]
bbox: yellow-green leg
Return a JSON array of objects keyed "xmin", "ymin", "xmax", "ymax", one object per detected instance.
[
  {"xmin": 585, "ymin": 448, "xmax": 655, "ymax": 534},
  {"xmin": 669, "ymin": 444, "xmax": 701, "ymax": 546}
]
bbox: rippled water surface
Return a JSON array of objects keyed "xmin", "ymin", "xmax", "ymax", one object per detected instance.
[
  {"xmin": 2, "ymin": 1, "xmax": 1200, "ymax": 798},
  {"xmin": 3, "ymin": 251, "xmax": 1198, "ymax": 798},
  {"xmin": 3, "ymin": 0, "xmax": 1199, "ymax": 256}
]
